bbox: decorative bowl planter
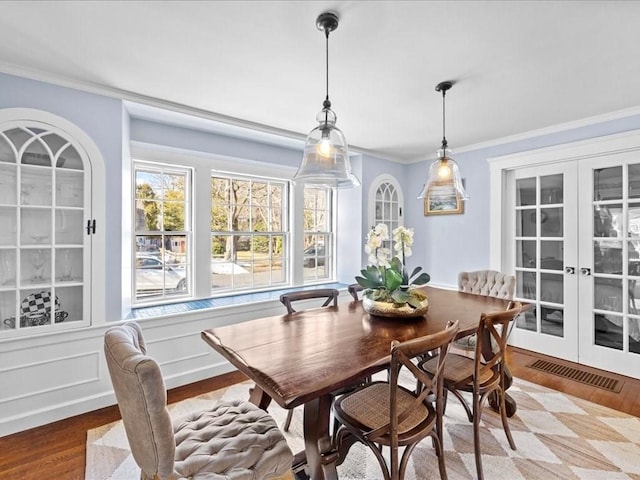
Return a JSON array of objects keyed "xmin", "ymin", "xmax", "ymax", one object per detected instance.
[{"xmin": 362, "ymin": 296, "xmax": 429, "ymax": 319}]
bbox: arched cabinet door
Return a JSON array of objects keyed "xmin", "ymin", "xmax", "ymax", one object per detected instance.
[
  {"xmin": 0, "ymin": 109, "xmax": 104, "ymax": 337},
  {"xmin": 368, "ymin": 174, "xmax": 404, "ymax": 251}
]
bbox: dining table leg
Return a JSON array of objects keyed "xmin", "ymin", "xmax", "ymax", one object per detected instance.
[{"xmin": 303, "ymin": 393, "xmax": 339, "ymax": 480}]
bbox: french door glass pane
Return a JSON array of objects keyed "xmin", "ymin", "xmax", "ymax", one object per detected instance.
[
  {"xmin": 540, "ymin": 174, "xmax": 563, "ymax": 204},
  {"xmin": 541, "ymin": 207, "xmax": 563, "ymax": 237},
  {"xmin": 629, "ymin": 164, "xmax": 640, "ymax": 199},
  {"xmin": 540, "ymin": 241, "xmax": 563, "ymax": 270},
  {"xmin": 516, "ymin": 240, "xmax": 536, "ymax": 268},
  {"xmin": 595, "ymin": 166, "xmax": 622, "ymax": 201},
  {"xmin": 516, "ymin": 178, "xmax": 536, "ymax": 206}
]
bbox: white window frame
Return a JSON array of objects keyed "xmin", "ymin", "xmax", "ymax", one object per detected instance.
[
  {"xmin": 129, "ymin": 142, "xmax": 337, "ymax": 308},
  {"xmin": 210, "ymin": 171, "xmax": 289, "ymax": 294},
  {"xmin": 132, "ymin": 160, "xmax": 192, "ymax": 305},
  {"xmin": 303, "ymin": 185, "xmax": 334, "ymax": 284}
]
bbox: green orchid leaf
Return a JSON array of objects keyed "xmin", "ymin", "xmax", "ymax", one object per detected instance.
[
  {"xmin": 411, "ymin": 272, "xmax": 431, "ymax": 285},
  {"xmin": 407, "ymin": 294, "xmax": 425, "ymax": 309},
  {"xmin": 409, "ymin": 266, "xmax": 422, "ymax": 279},
  {"xmin": 384, "ymin": 269, "xmax": 403, "ymax": 292},
  {"xmin": 391, "ymin": 289, "xmax": 410, "ymax": 304},
  {"xmin": 355, "ymin": 275, "xmax": 381, "ymax": 289},
  {"xmin": 389, "ymin": 257, "xmax": 403, "ymax": 273}
]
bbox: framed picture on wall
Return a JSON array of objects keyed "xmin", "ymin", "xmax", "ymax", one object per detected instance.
[{"xmin": 424, "ymin": 183, "xmax": 465, "ymax": 216}]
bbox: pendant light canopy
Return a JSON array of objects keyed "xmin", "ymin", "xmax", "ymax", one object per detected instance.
[
  {"xmin": 293, "ymin": 11, "xmax": 360, "ymax": 189},
  {"xmin": 418, "ymin": 81, "xmax": 468, "ymax": 200}
]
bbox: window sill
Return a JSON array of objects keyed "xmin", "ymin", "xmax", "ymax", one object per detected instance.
[{"xmin": 126, "ymin": 282, "xmax": 349, "ymax": 320}]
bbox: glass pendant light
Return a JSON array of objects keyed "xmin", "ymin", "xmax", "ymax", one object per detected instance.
[
  {"xmin": 418, "ymin": 81, "xmax": 468, "ymax": 200},
  {"xmin": 293, "ymin": 11, "xmax": 360, "ymax": 189}
]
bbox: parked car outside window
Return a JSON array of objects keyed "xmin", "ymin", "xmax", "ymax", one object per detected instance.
[
  {"xmin": 136, "ymin": 254, "xmax": 186, "ymax": 294},
  {"xmin": 303, "ymin": 245, "xmax": 325, "ymax": 268}
]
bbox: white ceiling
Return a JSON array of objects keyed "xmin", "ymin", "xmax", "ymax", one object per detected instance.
[{"xmin": 1, "ymin": 1, "xmax": 640, "ymax": 162}]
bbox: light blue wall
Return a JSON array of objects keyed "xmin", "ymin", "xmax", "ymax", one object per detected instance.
[
  {"xmin": 405, "ymin": 113, "xmax": 640, "ymax": 288},
  {"xmin": 5, "ymin": 71, "xmax": 640, "ymax": 303},
  {"xmin": 130, "ymin": 119, "xmax": 303, "ymax": 168}
]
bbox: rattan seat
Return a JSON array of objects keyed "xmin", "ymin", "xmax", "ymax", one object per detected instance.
[
  {"xmin": 333, "ymin": 320, "xmax": 459, "ymax": 480},
  {"xmin": 420, "ymin": 302, "xmax": 523, "ymax": 480}
]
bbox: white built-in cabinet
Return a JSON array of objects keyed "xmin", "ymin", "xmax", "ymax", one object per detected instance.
[{"xmin": 0, "ymin": 113, "xmax": 95, "ymax": 337}]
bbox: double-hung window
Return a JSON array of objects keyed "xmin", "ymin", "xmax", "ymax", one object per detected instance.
[
  {"xmin": 303, "ymin": 186, "xmax": 333, "ymax": 282},
  {"xmin": 210, "ymin": 174, "xmax": 288, "ymax": 293},
  {"xmin": 133, "ymin": 162, "xmax": 191, "ymax": 303},
  {"xmin": 131, "ymin": 151, "xmax": 335, "ymax": 307}
]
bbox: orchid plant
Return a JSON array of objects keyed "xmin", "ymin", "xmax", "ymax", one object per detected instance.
[{"xmin": 355, "ymin": 223, "xmax": 430, "ymax": 307}]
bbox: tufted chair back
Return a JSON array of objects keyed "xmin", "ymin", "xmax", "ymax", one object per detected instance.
[
  {"xmin": 458, "ymin": 270, "xmax": 515, "ymax": 300},
  {"xmin": 104, "ymin": 322, "xmax": 293, "ymax": 480}
]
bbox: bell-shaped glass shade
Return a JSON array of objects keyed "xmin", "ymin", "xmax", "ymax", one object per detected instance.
[
  {"xmin": 293, "ymin": 108, "xmax": 360, "ymax": 188},
  {"xmin": 417, "ymin": 147, "xmax": 468, "ymax": 200}
]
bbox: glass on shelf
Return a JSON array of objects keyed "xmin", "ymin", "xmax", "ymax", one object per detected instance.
[
  {"xmin": 56, "ymin": 170, "xmax": 84, "ymax": 208},
  {"xmin": 55, "ymin": 285, "xmax": 82, "ymax": 323},
  {"xmin": 20, "ymin": 168, "xmax": 52, "ymax": 207},
  {"xmin": 0, "ymin": 249, "xmax": 16, "ymax": 286},
  {"xmin": 21, "ymin": 249, "xmax": 51, "ymax": 285},
  {"xmin": 20, "ymin": 208, "xmax": 52, "ymax": 246},
  {"xmin": 55, "ymin": 248, "xmax": 82, "ymax": 282},
  {"xmin": 55, "ymin": 209, "xmax": 83, "ymax": 245}
]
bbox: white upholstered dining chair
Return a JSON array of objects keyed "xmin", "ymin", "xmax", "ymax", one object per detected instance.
[
  {"xmin": 104, "ymin": 322, "xmax": 294, "ymax": 480},
  {"xmin": 455, "ymin": 270, "xmax": 516, "ymax": 350}
]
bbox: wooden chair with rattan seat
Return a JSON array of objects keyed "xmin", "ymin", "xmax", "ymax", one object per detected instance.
[
  {"xmin": 278, "ymin": 288, "xmax": 340, "ymax": 431},
  {"xmin": 419, "ymin": 302, "xmax": 523, "ymax": 480},
  {"xmin": 332, "ymin": 320, "xmax": 460, "ymax": 480},
  {"xmin": 347, "ymin": 283, "xmax": 364, "ymax": 301}
]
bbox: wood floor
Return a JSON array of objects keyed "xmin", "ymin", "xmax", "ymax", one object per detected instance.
[{"xmin": 1, "ymin": 348, "xmax": 639, "ymax": 480}]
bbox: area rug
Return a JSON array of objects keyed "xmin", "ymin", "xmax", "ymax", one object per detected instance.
[{"xmin": 86, "ymin": 376, "xmax": 640, "ymax": 479}]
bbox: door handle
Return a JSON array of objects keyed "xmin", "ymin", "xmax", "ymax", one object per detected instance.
[
  {"xmin": 565, "ymin": 266, "xmax": 575, "ymax": 274},
  {"xmin": 580, "ymin": 267, "xmax": 591, "ymax": 276}
]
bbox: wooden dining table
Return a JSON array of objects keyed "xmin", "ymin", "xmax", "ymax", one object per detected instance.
[{"xmin": 201, "ymin": 285, "xmax": 525, "ymax": 480}]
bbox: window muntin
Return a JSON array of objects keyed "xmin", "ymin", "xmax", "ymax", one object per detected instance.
[
  {"xmin": 134, "ymin": 163, "xmax": 191, "ymax": 302},
  {"xmin": 303, "ymin": 186, "xmax": 333, "ymax": 282},
  {"xmin": 210, "ymin": 174, "xmax": 288, "ymax": 293}
]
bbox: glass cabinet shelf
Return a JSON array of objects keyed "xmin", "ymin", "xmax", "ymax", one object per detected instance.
[{"xmin": 0, "ymin": 123, "xmax": 90, "ymax": 335}]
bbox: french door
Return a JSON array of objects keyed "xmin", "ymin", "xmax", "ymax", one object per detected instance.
[
  {"xmin": 508, "ymin": 163, "xmax": 579, "ymax": 362},
  {"xmin": 577, "ymin": 152, "xmax": 640, "ymax": 376},
  {"xmin": 500, "ymin": 137, "xmax": 640, "ymax": 379}
]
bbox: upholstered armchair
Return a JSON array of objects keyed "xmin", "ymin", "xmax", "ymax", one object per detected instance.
[
  {"xmin": 104, "ymin": 322, "xmax": 293, "ymax": 480},
  {"xmin": 455, "ymin": 270, "xmax": 515, "ymax": 350}
]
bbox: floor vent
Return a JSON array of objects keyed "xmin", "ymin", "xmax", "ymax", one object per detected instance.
[{"xmin": 526, "ymin": 359, "xmax": 623, "ymax": 393}]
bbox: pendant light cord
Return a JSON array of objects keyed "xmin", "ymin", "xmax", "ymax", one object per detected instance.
[
  {"xmin": 323, "ymin": 28, "xmax": 331, "ymax": 110},
  {"xmin": 441, "ymin": 88, "xmax": 447, "ymax": 149}
]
